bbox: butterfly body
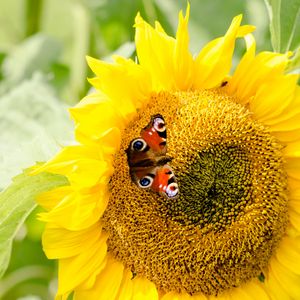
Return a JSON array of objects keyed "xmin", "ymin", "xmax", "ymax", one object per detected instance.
[{"xmin": 126, "ymin": 114, "xmax": 179, "ymax": 199}]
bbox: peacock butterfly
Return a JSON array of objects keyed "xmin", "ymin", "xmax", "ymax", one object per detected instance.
[{"xmin": 126, "ymin": 114, "xmax": 179, "ymax": 198}]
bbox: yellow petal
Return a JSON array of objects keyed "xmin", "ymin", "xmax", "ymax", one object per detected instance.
[
  {"xmin": 289, "ymin": 177, "xmax": 300, "ymax": 190},
  {"xmin": 225, "ymin": 287, "xmax": 252, "ymax": 300},
  {"xmin": 268, "ymin": 85, "xmax": 300, "ymax": 139},
  {"xmin": 268, "ymin": 111, "xmax": 300, "ymax": 132},
  {"xmin": 36, "ymin": 186, "xmax": 71, "ymax": 211},
  {"xmin": 272, "ymin": 128, "xmax": 300, "ymax": 143},
  {"xmin": 38, "ymin": 185, "xmax": 108, "ymax": 230},
  {"xmin": 284, "ymin": 140, "xmax": 300, "ymax": 158},
  {"xmin": 194, "ymin": 15, "xmax": 255, "ymax": 89},
  {"xmin": 87, "ymin": 56, "xmax": 151, "ymax": 113},
  {"xmin": 241, "ymin": 280, "xmax": 269, "ymax": 300},
  {"xmin": 286, "ymin": 158, "xmax": 300, "ymax": 180},
  {"xmin": 57, "ymin": 233, "xmax": 108, "ymax": 295},
  {"xmin": 135, "ymin": 13, "xmax": 175, "ymax": 91},
  {"xmin": 259, "ymin": 79, "xmax": 300, "ymax": 126},
  {"xmin": 276, "ymin": 236, "xmax": 300, "ymax": 275},
  {"xmin": 264, "ymin": 269, "xmax": 290, "ymax": 300},
  {"xmin": 289, "ymin": 200, "xmax": 300, "ymax": 215},
  {"xmin": 173, "ymin": 3, "xmax": 194, "ymax": 90},
  {"xmin": 74, "ymin": 255, "xmax": 124, "ymax": 300},
  {"xmin": 70, "ymin": 94, "xmax": 124, "ymax": 149},
  {"xmin": 249, "ymin": 74, "xmax": 298, "ymax": 123},
  {"xmin": 225, "ymin": 34, "xmax": 256, "ymax": 101},
  {"xmin": 131, "ymin": 276, "xmax": 158, "ymax": 300},
  {"xmin": 161, "ymin": 292, "xmax": 181, "ymax": 300},
  {"xmin": 286, "ymin": 223, "xmax": 300, "ymax": 238},
  {"xmin": 289, "ymin": 187, "xmax": 300, "ymax": 215},
  {"xmin": 193, "ymin": 294, "xmax": 208, "ymax": 300},
  {"xmin": 289, "ymin": 209, "xmax": 300, "ymax": 233},
  {"xmin": 76, "ymin": 257, "xmax": 111, "ymax": 291},
  {"xmin": 42, "ymin": 222, "xmax": 102, "ymax": 259},
  {"xmin": 115, "ymin": 55, "xmax": 152, "ymax": 106},
  {"xmin": 290, "ymin": 187, "xmax": 300, "ymax": 200},
  {"xmin": 269, "ymin": 257, "xmax": 300, "ymax": 299},
  {"xmin": 115, "ymin": 268, "xmax": 134, "ymax": 300},
  {"xmin": 32, "ymin": 145, "xmax": 112, "ymax": 188},
  {"xmin": 135, "ymin": 6, "xmax": 193, "ymax": 91},
  {"xmin": 227, "ymin": 48, "xmax": 290, "ymax": 104}
]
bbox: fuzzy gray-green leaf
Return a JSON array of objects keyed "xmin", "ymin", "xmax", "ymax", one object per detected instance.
[{"xmin": 0, "ymin": 74, "xmax": 73, "ymax": 190}]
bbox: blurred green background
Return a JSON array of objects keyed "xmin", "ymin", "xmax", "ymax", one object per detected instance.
[{"xmin": 0, "ymin": 0, "xmax": 292, "ymax": 299}]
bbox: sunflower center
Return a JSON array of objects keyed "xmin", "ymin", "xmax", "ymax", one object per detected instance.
[
  {"xmin": 103, "ymin": 90, "xmax": 288, "ymax": 296},
  {"xmin": 164, "ymin": 145, "xmax": 251, "ymax": 231}
]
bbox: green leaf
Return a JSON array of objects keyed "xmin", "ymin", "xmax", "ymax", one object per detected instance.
[
  {"xmin": 49, "ymin": 62, "xmax": 70, "ymax": 93},
  {"xmin": 0, "ymin": 34, "xmax": 61, "ymax": 94},
  {"xmin": 0, "ymin": 74, "xmax": 74, "ymax": 190},
  {"xmin": 0, "ymin": 171, "xmax": 68, "ymax": 279},
  {"xmin": 264, "ymin": 0, "xmax": 300, "ymax": 52}
]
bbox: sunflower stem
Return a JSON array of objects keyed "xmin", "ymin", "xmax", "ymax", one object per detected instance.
[
  {"xmin": 24, "ymin": 0, "xmax": 44, "ymax": 38},
  {"xmin": 69, "ymin": 1, "xmax": 91, "ymax": 104}
]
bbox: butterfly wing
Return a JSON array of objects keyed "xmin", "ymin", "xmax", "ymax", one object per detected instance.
[
  {"xmin": 151, "ymin": 166, "xmax": 179, "ymax": 198},
  {"xmin": 126, "ymin": 138, "xmax": 154, "ymax": 169},
  {"xmin": 126, "ymin": 114, "xmax": 168, "ymax": 168},
  {"xmin": 141, "ymin": 114, "xmax": 167, "ymax": 155},
  {"xmin": 131, "ymin": 165, "xmax": 179, "ymax": 199},
  {"xmin": 126, "ymin": 114, "xmax": 178, "ymax": 199}
]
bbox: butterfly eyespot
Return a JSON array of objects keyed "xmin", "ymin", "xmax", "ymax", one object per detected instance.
[
  {"xmin": 138, "ymin": 176, "xmax": 153, "ymax": 188},
  {"xmin": 131, "ymin": 138, "xmax": 147, "ymax": 151},
  {"xmin": 166, "ymin": 182, "xmax": 179, "ymax": 198},
  {"xmin": 153, "ymin": 117, "xmax": 166, "ymax": 132}
]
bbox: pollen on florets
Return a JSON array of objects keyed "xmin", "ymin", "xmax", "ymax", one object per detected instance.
[{"xmin": 103, "ymin": 89, "xmax": 288, "ymax": 296}]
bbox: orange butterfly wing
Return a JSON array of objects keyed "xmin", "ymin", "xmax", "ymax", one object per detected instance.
[
  {"xmin": 126, "ymin": 114, "xmax": 179, "ymax": 199},
  {"xmin": 152, "ymin": 166, "xmax": 179, "ymax": 198}
]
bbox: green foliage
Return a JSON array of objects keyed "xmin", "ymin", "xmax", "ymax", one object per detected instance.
[
  {"xmin": 0, "ymin": 74, "xmax": 73, "ymax": 190},
  {"xmin": 1, "ymin": 230, "xmax": 57, "ymax": 300},
  {"xmin": 264, "ymin": 0, "xmax": 300, "ymax": 52},
  {"xmin": 0, "ymin": 34, "xmax": 61, "ymax": 94},
  {"xmin": 0, "ymin": 171, "xmax": 68, "ymax": 279}
]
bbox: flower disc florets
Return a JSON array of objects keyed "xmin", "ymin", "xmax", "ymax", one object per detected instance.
[{"xmin": 103, "ymin": 89, "xmax": 288, "ymax": 295}]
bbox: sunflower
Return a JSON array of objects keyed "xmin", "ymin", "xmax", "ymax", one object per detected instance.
[{"xmin": 33, "ymin": 4, "xmax": 300, "ymax": 300}]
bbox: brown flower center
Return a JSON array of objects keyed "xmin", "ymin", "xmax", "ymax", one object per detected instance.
[{"xmin": 103, "ymin": 89, "xmax": 288, "ymax": 295}]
